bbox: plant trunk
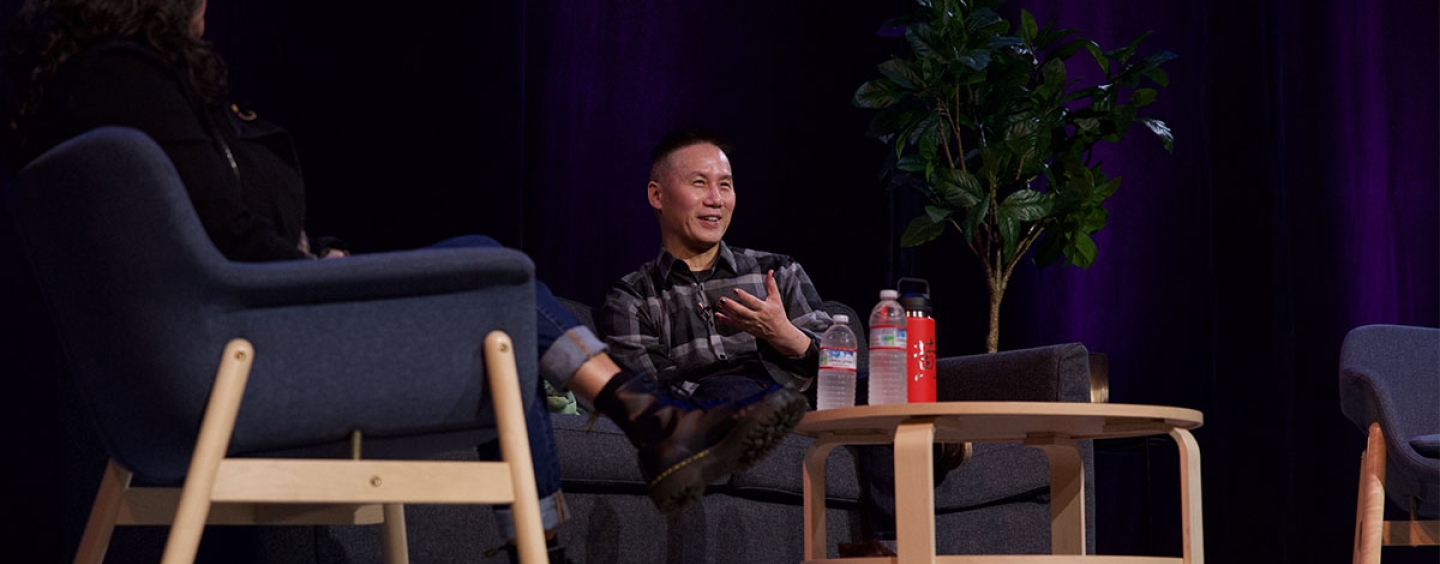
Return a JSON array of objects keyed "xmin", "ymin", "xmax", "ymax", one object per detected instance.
[{"xmin": 985, "ymin": 273, "xmax": 1006, "ymax": 354}]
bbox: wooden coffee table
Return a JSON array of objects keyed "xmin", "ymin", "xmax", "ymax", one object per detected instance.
[{"xmin": 797, "ymin": 402, "xmax": 1205, "ymax": 564}]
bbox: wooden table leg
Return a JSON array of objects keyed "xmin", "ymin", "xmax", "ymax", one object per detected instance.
[
  {"xmin": 1169, "ymin": 427, "xmax": 1205, "ymax": 564},
  {"xmin": 894, "ymin": 422, "xmax": 936, "ymax": 564},
  {"xmin": 804, "ymin": 437, "xmax": 841, "ymax": 562},
  {"xmin": 1027, "ymin": 435, "xmax": 1085, "ymax": 554}
]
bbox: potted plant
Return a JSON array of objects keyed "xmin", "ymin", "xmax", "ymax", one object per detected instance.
[{"xmin": 854, "ymin": 0, "xmax": 1175, "ymax": 352}]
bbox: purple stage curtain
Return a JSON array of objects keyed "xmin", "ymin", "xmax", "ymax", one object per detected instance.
[{"xmin": 2, "ymin": 0, "xmax": 1434, "ymax": 562}]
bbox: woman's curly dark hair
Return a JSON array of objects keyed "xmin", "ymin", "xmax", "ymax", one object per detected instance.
[{"xmin": 3, "ymin": 0, "xmax": 227, "ymax": 139}]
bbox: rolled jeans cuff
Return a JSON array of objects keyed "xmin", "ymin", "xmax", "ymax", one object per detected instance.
[
  {"xmin": 494, "ymin": 491, "xmax": 569, "ymax": 540},
  {"xmin": 538, "ymin": 326, "xmax": 608, "ymax": 389}
]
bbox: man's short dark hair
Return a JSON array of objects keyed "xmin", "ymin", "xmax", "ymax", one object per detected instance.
[{"xmin": 649, "ymin": 128, "xmax": 733, "ymax": 175}]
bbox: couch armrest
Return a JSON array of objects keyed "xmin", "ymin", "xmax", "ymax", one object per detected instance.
[{"xmin": 935, "ymin": 343, "xmax": 1092, "ymax": 403}]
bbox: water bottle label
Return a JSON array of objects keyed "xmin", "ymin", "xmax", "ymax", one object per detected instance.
[
  {"xmin": 870, "ymin": 326, "xmax": 907, "ymax": 350},
  {"xmin": 819, "ymin": 347, "xmax": 857, "ymax": 371}
]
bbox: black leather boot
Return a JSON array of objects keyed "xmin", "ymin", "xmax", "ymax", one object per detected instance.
[{"xmin": 592, "ymin": 370, "xmax": 808, "ymax": 513}]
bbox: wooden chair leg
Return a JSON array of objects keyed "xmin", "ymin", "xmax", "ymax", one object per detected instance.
[
  {"xmin": 485, "ymin": 331, "xmax": 546, "ymax": 564},
  {"xmin": 1356, "ymin": 423, "xmax": 1387, "ymax": 564},
  {"xmin": 380, "ymin": 504, "xmax": 410, "ymax": 564},
  {"xmin": 73, "ymin": 460, "xmax": 133, "ymax": 564},
  {"xmin": 160, "ymin": 339, "xmax": 254, "ymax": 564}
]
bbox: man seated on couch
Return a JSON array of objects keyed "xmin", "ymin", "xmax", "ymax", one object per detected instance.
[
  {"xmin": 597, "ymin": 128, "xmax": 832, "ymax": 407},
  {"xmin": 598, "ymin": 128, "xmax": 965, "ymax": 555}
]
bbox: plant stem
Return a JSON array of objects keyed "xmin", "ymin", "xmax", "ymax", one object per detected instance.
[
  {"xmin": 984, "ymin": 224, "xmax": 1044, "ymax": 354},
  {"xmin": 950, "ymin": 89, "xmax": 966, "ymax": 171}
]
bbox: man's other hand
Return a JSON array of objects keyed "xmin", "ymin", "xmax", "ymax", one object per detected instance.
[{"xmin": 714, "ymin": 270, "xmax": 810, "ymax": 356}]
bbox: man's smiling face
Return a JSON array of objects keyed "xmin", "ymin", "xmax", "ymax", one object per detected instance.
[{"xmin": 649, "ymin": 142, "xmax": 735, "ymax": 259}]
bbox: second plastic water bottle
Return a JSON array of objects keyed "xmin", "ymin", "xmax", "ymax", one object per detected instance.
[
  {"xmin": 867, "ymin": 289, "xmax": 908, "ymax": 405},
  {"xmin": 816, "ymin": 314, "xmax": 858, "ymax": 410}
]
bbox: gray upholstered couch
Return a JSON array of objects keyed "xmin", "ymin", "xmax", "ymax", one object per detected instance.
[{"xmin": 308, "ymin": 299, "xmax": 1101, "ymax": 564}]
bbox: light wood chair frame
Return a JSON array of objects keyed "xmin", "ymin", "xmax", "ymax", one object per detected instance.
[
  {"xmin": 1352, "ymin": 422, "xmax": 1440, "ymax": 564},
  {"xmin": 71, "ymin": 332, "xmax": 548, "ymax": 564}
]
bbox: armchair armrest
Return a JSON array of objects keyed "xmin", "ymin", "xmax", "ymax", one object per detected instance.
[
  {"xmin": 935, "ymin": 343, "xmax": 1093, "ymax": 403},
  {"xmin": 213, "ymin": 246, "xmax": 536, "ymax": 308}
]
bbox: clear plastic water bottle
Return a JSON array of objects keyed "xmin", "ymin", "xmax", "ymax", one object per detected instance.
[
  {"xmin": 867, "ymin": 289, "xmax": 908, "ymax": 405},
  {"xmin": 816, "ymin": 314, "xmax": 858, "ymax": 410}
]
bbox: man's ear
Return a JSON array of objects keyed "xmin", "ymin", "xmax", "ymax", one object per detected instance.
[{"xmin": 647, "ymin": 180, "xmax": 663, "ymax": 213}]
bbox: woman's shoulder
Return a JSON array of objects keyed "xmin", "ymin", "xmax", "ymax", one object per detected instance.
[
  {"xmin": 29, "ymin": 38, "xmax": 208, "ymax": 158},
  {"xmin": 66, "ymin": 39, "xmax": 174, "ymax": 78}
]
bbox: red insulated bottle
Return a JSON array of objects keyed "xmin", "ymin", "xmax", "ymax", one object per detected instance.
[{"xmin": 898, "ymin": 278, "xmax": 937, "ymax": 403}]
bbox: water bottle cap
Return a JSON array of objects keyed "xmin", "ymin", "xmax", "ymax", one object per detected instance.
[
  {"xmin": 832, "ymin": 314, "xmax": 849, "ymax": 324},
  {"xmin": 879, "ymin": 289, "xmax": 899, "ymax": 300}
]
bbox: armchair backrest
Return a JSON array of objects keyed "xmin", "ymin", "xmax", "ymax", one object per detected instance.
[
  {"xmin": 7, "ymin": 127, "xmax": 540, "ymax": 483},
  {"xmin": 1340, "ymin": 324, "xmax": 1440, "ymax": 445}
]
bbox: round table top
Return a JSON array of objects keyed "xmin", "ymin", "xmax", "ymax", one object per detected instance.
[{"xmin": 796, "ymin": 401, "xmax": 1203, "ymax": 443}]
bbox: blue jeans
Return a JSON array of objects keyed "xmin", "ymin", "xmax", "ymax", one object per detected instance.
[{"xmin": 430, "ymin": 235, "xmax": 607, "ymax": 536}]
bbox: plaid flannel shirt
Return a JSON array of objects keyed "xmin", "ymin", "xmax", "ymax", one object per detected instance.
[{"xmin": 598, "ymin": 242, "xmax": 832, "ymax": 393}]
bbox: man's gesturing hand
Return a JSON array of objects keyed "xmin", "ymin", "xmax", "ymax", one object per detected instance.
[{"xmin": 714, "ymin": 270, "xmax": 811, "ymax": 356}]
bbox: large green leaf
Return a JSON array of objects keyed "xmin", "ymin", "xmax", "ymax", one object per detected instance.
[
  {"xmin": 1037, "ymin": 58, "xmax": 1067, "ymax": 99},
  {"xmin": 956, "ymin": 49, "xmax": 992, "ymax": 71},
  {"xmin": 878, "ymin": 58, "xmax": 924, "ymax": 91},
  {"xmin": 925, "ymin": 204, "xmax": 953, "ymax": 222},
  {"xmin": 1019, "ymin": 9, "xmax": 1038, "ymax": 43},
  {"xmin": 908, "ymin": 112, "xmax": 941, "ymax": 146},
  {"xmin": 1094, "ymin": 176, "xmax": 1121, "ymax": 200},
  {"xmin": 935, "ymin": 167, "xmax": 984, "ymax": 206},
  {"xmin": 1066, "ymin": 231, "xmax": 1097, "ymax": 268},
  {"xmin": 906, "ymin": 24, "xmax": 943, "ymax": 62},
  {"xmin": 1143, "ymin": 67, "xmax": 1170, "ymax": 87},
  {"xmin": 867, "ymin": 102, "xmax": 925, "ymax": 139},
  {"xmin": 854, "ymin": 79, "xmax": 905, "ymax": 109},
  {"xmin": 1049, "ymin": 37, "xmax": 1090, "ymax": 61},
  {"xmin": 1116, "ymin": 49, "xmax": 1177, "ymax": 87},
  {"xmin": 897, "ymin": 154, "xmax": 928, "ymax": 173},
  {"xmin": 1130, "ymin": 88, "xmax": 1157, "ymax": 107},
  {"xmin": 1033, "ymin": 230, "xmax": 1066, "ymax": 267},
  {"xmin": 989, "ymin": 36, "xmax": 1025, "ymax": 50},
  {"xmin": 998, "ymin": 188, "xmax": 1053, "ymax": 221},
  {"xmin": 999, "ymin": 216, "xmax": 1020, "ymax": 262},
  {"xmin": 919, "ymin": 120, "xmax": 942, "ymax": 162},
  {"xmin": 1104, "ymin": 30, "xmax": 1153, "ymax": 66},
  {"xmin": 1083, "ymin": 40, "xmax": 1110, "ymax": 75},
  {"xmin": 1034, "ymin": 26, "xmax": 1079, "ymax": 50},
  {"xmin": 966, "ymin": 8, "xmax": 1004, "ymax": 34},
  {"xmin": 1141, "ymin": 118, "xmax": 1175, "ymax": 152},
  {"xmin": 962, "ymin": 195, "xmax": 990, "ymax": 240},
  {"xmin": 901, "ymin": 214, "xmax": 947, "ymax": 247}
]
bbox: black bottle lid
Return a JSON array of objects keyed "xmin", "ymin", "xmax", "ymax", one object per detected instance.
[{"xmin": 896, "ymin": 277, "xmax": 933, "ymax": 316}]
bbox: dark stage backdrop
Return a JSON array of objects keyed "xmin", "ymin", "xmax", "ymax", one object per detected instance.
[{"xmin": 2, "ymin": 1, "xmax": 1436, "ymax": 562}]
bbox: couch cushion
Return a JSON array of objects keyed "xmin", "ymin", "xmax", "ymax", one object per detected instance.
[
  {"xmin": 726, "ymin": 433, "xmax": 864, "ymax": 505},
  {"xmin": 555, "ymin": 410, "xmax": 1052, "ymax": 511},
  {"xmin": 552, "ymin": 413, "xmax": 651, "ymax": 487}
]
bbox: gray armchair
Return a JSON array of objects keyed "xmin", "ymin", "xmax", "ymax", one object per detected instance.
[
  {"xmin": 1340, "ymin": 324, "xmax": 1439, "ymax": 562},
  {"xmin": 5, "ymin": 127, "xmax": 551, "ymax": 564}
]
